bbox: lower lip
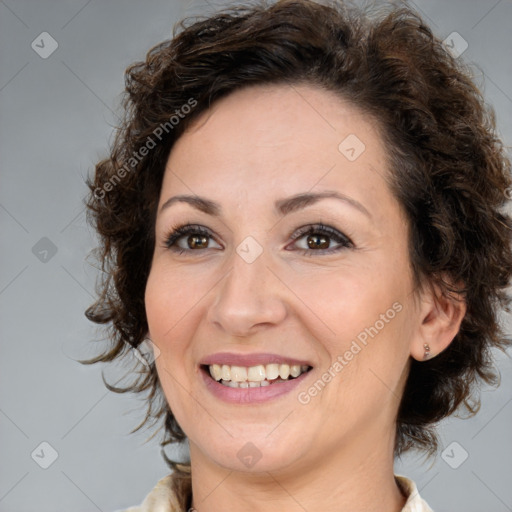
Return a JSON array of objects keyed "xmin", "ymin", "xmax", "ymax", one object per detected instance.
[{"xmin": 200, "ymin": 366, "xmax": 312, "ymax": 404}]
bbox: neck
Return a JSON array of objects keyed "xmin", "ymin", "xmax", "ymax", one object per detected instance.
[{"xmin": 188, "ymin": 432, "xmax": 406, "ymax": 512}]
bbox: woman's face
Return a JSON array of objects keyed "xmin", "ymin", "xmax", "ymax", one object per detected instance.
[{"xmin": 145, "ymin": 83, "xmax": 421, "ymax": 475}]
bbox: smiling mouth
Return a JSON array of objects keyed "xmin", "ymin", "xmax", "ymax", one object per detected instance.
[{"xmin": 202, "ymin": 363, "xmax": 313, "ymax": 388}]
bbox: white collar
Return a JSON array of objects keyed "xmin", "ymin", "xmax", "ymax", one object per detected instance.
[{"xmin": 120, "ymin": 472, "xmax": 435, "ymax": 512}]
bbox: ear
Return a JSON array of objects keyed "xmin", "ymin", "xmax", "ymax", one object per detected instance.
[{"xmin": 410, "ymin": 277, "xmax": 467, "ymax": 361}]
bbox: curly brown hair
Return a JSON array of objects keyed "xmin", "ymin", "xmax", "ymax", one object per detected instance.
[{"xmin": 82, "ymin": 0, "xmax": 512, "ymax": 468}]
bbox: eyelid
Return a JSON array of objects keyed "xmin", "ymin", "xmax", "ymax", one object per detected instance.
[
  {"xmin": 289, "ymin": 223, "xmax": 354, "ymax": 246},
  {"xmin": 162, "ymin": 222, "xmax": 355, "ymax": 255},
  {"xmin": 163, "ymin": 223, "xmax": 222, "ymax": 251},
  {"xmin": 286, "ymin": 223, "xmax": 354, "ymax": 254}
]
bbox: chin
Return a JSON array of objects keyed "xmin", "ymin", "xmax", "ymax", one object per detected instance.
[{"xmin": 219, "ymin": 450, "xmax": 299, "ymax": 474}]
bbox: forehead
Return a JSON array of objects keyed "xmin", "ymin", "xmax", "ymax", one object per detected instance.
[{"xmin": 160, "ymin": 83, "xmax": 398, "ymax": 221}]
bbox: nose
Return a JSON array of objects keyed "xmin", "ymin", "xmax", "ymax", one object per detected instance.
[{"xmin": 206, "ymin": 249, "xmax": 287, "ymax": 337}]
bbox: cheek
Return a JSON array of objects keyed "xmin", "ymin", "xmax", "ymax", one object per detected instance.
[
  {"xmin": 144, "ymin": 264, "xmax": 199, "ymax": 394},
  {"xmin": 289, "ymin": 264, "xmax": 411, "ymax": 401},
  {"xmin": 146, "ymin": 267, "xmax": 202, "ymax": 427},
  {"xmin": 145, "ymin": 261, "xmax": 204, "ymax": 339},
  {"xmin": 286, "ymin": 262, "xmax": 404, "ymax": 343}
]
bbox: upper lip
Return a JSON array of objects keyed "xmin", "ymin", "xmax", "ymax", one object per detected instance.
[{"xmin": 200, "ymin": 352, "xmax": 313, "ymax": 367}]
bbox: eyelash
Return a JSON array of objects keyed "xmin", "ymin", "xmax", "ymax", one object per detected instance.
[{"xmin": 163, "ymin": 223, "xmax": 354, "ymax": 256}]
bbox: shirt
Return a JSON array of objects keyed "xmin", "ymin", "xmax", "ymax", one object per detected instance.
[{"xmin": 116, "ymin": 466, "xmax": 434, "ymax": 512}]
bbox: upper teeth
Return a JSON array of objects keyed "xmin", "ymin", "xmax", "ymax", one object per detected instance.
[{"xmin": 208, "ymin": 363, "xmax": 309, "ymax": 382}]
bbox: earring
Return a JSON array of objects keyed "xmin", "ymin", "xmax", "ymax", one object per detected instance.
[{"xmin": 423, "ymin": 343, "xmax": 431, "ymax": 360}]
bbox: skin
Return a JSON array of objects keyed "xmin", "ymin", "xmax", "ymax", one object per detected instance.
[{"xmin": 145, "ymin": 83, "xmax": 466, "ymax": 512}]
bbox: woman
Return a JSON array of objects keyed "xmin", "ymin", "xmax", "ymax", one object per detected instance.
[{"xmin": 83, "ymin": 1, "xmax": 512, "ymax": 511}]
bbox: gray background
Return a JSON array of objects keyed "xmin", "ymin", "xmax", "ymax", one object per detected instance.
[{"xmin": 1, "ymin": 0, "xmax": 511, "ymax": 511}]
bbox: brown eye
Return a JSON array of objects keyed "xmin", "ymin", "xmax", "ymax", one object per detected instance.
[
  {"xmin": 188, "ymin": 234, "xmax": 209, "ymax": 249},
  {"xmin": 164, "ymin": 224, "xmax": 222, "ymax": 253},
  {"xmin": 290, "ymin": 224, "xmax": 354, "ymax": 254},
  {"xmin": 306, "ymin": 234, "xmax": 330, "ymax": 250}
]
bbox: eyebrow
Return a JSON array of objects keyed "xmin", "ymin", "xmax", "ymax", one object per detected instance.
[{"xmin": 159, "ymin": 191, "xmax": 371, "ymax": 218}]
